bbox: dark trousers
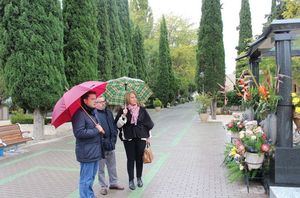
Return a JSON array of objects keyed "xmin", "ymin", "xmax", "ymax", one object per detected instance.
[{"xmin": 123, "ymin": 138, "xmax": 146, "ymax": 181}]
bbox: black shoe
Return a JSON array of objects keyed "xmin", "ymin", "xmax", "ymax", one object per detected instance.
[
  {"xmin": 129, "ymin": 180, "xmax": 136, "ymax": 190},
  {"xmin": 137, "ymin": 178, "xmax": 143, "ymax": 187}
]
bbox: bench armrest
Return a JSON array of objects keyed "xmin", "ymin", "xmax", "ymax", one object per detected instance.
[{"xmin": 0, "ymin": 138, "xmax": 7, "ymax": 147}]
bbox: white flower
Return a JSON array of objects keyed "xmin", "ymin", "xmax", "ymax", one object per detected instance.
[
  {"xmin": 254, "ymin": 126, "xmax": 263, "ymax": 134},
  {"xmin": 239, "ymin": 133, "xmax": 245, "ymax": 139},
  {"xmin": 234, "ymin": 154, "xmax": 240, "ymax": 159},
  {"xmin": 251, "ymin": 135, "xmax": 257, "ymax": 140},
  {"xmin": 239, "ymin": 164, "xmax": 244, "ymax": 170},
  {"xmin": 245, "ymin": 130, "xmax": 253, "ymax": 136}
]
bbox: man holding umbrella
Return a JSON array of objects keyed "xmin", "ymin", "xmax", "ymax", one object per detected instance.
[{"xmin": 72, "ymin": 91, "xmax": 105, "ymax": 198}]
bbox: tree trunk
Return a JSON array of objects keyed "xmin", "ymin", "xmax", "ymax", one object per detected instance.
[
  {"xmin": 211, "ymin": 99, "xmax": 217, "ymax": 120},
  {"xmin": 33, "ymin": 108, "xmax": 45, "ymax": 140}
]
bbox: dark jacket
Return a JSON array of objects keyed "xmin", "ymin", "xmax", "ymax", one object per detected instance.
[
  {"xmin": 72, "ymin": 107, "xmax": 102, "ymax": 163},
  {"xmin": 115, "ymin": 106, "xmax": 154, "ymax": 140},
  {"xmin": 95, "ymin": 108, "xmax": 118, "ymax": 151}
]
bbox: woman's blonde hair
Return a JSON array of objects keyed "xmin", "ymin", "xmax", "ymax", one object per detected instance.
[{"xmin": 125, "ymin": 90, "xmax": 140, "ymax": 105}]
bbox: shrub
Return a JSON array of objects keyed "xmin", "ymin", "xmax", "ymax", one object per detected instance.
[
  {"xmin": 153, "ymin": 98, "xmax": 162, "ymax": 108},
  {"xmin": 226, "ymin": 90, "xmax": 242, "ymax": 106},
  {"xmin": 11, "ymin": 113, "xmax": 33, "ymax": 124},
  {"xmin": 11, "ymin": 112, "xmax": 51, "ymax": 124}
]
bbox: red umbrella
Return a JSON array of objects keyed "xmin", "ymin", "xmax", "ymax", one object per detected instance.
[{"xmin": 51, "ymin": 81, "xmax": 107, "ymax": 128}]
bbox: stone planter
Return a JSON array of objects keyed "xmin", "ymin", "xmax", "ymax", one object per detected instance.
[
  {"xmin": 216, "ymin": 107, "xmax": 222, "ymax": 115},
  {"xmin": 261, "ymin": 113, "xmax": 277, "ymax": 144},
  {"xmin": 245, "ymin": 152, "xmax": 264, "ymax": 170},
  {"xmin": 155, "ymin": 107, "xmax": 161, "ymax": 112},
  {"xmin": 199, "ymin": 113, "xmax": 209, "ymax": 122}
]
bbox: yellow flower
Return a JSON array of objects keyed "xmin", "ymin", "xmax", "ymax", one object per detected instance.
[
  {"xmin": 291, "ymin": 93, "xmax": 297, "ymax": 98},
  {"xmin": 229, "ymin": 147, "xmax": 237, "ymax": 156},
  {"xmin": 296, "ymin": 107, "xmax": 300, "ymax": 114},
  {"xmin": 292, "ymin": 97, "xmax": 300, "ymax": 105}
]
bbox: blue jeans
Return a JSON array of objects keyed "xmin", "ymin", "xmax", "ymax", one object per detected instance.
[{"xmin": 79, "ymin": 161, "xmax": 99, "ymax": 198}]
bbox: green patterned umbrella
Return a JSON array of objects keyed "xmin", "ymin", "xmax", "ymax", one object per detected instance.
[{"xmin": 104, "ymin": 76, "xmax": 153, "ymax": 105}]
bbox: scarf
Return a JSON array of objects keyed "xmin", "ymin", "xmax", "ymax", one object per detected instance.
[{"xmin": 127, "ymin": 104, "xmax": 140, "ymax": 125}]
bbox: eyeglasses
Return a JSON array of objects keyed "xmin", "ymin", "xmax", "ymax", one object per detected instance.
[{"xmin": 96, "ymin": 101, "xmax": 106, "ymax": 104}]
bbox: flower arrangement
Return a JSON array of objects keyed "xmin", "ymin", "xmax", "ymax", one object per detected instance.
[
  {"xmin": 234, "ymin": 69, "xmax": 281, "ymax": 120},
  {"xmin": 239, "ymin": 123, "xmax": 271, "ymax": 154},
  {"xmin": 223, "ymin": 120, "xmax": 274, "ymax": 182},
  {"xmin": 226, "ymin": 114, "xmax": 245, "ymax": 133},
  {"xmin": 291, "ymin": 92, "xmax": 300, "ymax": 131},
  {"xmin": 292, "ymin": 92, "xmax": 300, "ymax": 114}
]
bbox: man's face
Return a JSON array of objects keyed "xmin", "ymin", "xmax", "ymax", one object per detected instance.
[
  {"xmin": 95, "ymin": 96, "xmax": 106, "ymax": 110},
  {"xmin": 84, "ymin": 94, "xmax": 97, "ymax": 108}
]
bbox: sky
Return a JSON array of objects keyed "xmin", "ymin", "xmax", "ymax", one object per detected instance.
[{"xmin": 148, "ymin": 0, "xmax": 273, "ymax": 74}]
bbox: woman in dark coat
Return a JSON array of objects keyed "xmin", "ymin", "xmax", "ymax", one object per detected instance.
[{"xmin": 115, "ymin": 91, "xmax": 154, "ymax": 190}]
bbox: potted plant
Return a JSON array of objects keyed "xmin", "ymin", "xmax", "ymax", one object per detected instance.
[
  {"xmin": 195, "ymin": 93, "xmax": 211, "ymax": 122},
  {"xmin": 291, "ymin": 92, "xmax": 300, "ymax": 131},
  {"xmin": 153, "ymin": 98, "xmax": 162, "ymax": 112}
]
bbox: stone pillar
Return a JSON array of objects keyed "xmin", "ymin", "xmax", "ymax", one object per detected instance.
[{"xmin": 275, "ymin": 31, "xmax": 293, "ymax": 148}]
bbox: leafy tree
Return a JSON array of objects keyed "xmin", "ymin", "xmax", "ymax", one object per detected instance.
[
  {"xmin": 117, "ymin": 0, "xmax": 134, "ymax": 77},
  {"xmin": 129, "ymin": 0, "xmax": 154, "ymax": 38},
  {"xmin": 282, "ymin": 0, "xmax": 300, "ymax": 18},
  {"xmin": 97, "ymin": 0, "xmax": 113, "ymax": 81},
  {"xmin": 63, "ymin": 0, "xmax": 99, "ymax": 86},
  {"xmin": 107, "ymin": 0, "xmax": 125, "ymax": 78},
  {"xmin": 132, "ymin": 25, "xmax": 147, "ymax": 81},
  {"xmin": 156, "ymin": 16, "xmax": 176, "ymax": 105},
  {"xmin": 2, "ymin": 0, "xmax": 66, "ymax": 139},
  {"xmin": 236, "ymin": 0, "xmax": 252, "ymax": 54},
  {"xmin": 196, "ymin": 0, "xmax": 225, "ymax": 119}
]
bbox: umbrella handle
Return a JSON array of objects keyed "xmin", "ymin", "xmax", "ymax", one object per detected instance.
[{"xmin": 80, "ymin": 105, "xmax": 97, "ymax": 126}]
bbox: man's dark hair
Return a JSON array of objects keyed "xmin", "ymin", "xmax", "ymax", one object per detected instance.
[{"xmin": 81, "ymin": 91, "xmax": 97, "ymax": 105}]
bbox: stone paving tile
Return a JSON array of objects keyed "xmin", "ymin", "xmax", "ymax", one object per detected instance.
[{"xmin": 0, "ymin": 103, "xmax": 267, "ymax": 198}]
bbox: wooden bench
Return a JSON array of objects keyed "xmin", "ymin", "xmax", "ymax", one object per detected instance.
[{"xmin": 0, "ymin": 124, "xmax": 33, "ymax": 149}]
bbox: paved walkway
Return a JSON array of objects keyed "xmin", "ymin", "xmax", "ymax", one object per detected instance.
[{"xmin": 0, "ymin": 103, "xmax": 267, "ymax": 198}]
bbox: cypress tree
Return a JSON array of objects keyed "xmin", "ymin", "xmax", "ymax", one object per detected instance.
[
  {"xmin": 156, "ymin": 17, "xmax": 176, "ymax": 105},
  {"xmin": 117, "ymin": 0, "xmax": 135, "ymax": 77},
  {"xmin": 63, "ymin": 0, "xmax": 99, "ymax": 87},
  {"xmin": 236, "ymin": 0, "xmax": 253, "ymax": 78},
  {"xmin": 237, "ymin": 0, "xmax": 253, "ymax": 54},
  {"xmin": 97, "ymin": 0, "xmax": 113, "ymax": 81},
  {"xmin": 132, "ymin": 25, "xmax": 147, "ymax": 81},
  {"xmin": 196, "ymin": 0, "xmax": 225, "ymax": 118},
  {"xmin": 2, "ymin": 0, "xmax": 66, "ymax": 139},
  {"xmin": 107, "ymin": 0, "xmax": 125, "ymax": 78}
]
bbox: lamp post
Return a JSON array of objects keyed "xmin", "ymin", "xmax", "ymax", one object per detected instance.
[{"xmin": 199, "ymin": 72, "xmax": 204, "ymax": 93}]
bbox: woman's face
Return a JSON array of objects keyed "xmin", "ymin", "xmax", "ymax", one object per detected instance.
[{"xmin": 129, "ymin": 93, "xmax": 137, "ymax": 106}]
